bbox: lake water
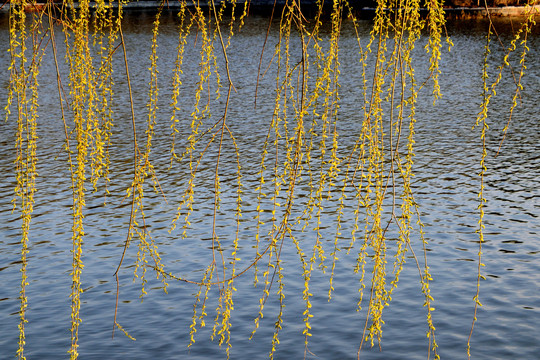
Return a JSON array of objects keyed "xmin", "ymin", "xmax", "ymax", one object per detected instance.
[{"xmin": 0, "ymin": 10, "xmax": 539, "ymax": 360}]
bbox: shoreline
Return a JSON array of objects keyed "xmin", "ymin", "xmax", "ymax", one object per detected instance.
[
  {"xmin": 439, "ymin": 4, "xmax": 540, "ymax": 17},
  {"xmin": 8, "ymin": 1, "xmax": 540, "ymax": 18}
]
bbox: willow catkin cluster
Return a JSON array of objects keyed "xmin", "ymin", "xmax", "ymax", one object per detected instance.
[
  {"xmin": 8, "ymin": 2, "xmax": 40, "ymax": 359},
  {"xmin": 62, "ymin": 0, "xmax": 100, "ymax": 356},
  {"xmin": 466, "ymin": 3, "xmax": 536, "ymax": 358}
]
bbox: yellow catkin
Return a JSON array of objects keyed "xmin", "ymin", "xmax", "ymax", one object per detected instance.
[
  {"xmin": 8, "ymin": 2, "xmax": 41, "ymax": 359},
  {"xmin": 496, "ymin": 1, "xmax": 536, "ymax": 154},
  {"xmin": 131, "ymin": 2, "xmax": 168, "ymax": 299},
  {"xmin": 61, "ymin": 0, "xmax": 97, "ymax": 357},
  {"xmin": 92, "ymin": 0, "xmax": 118, "ymax": 198},
  {"xmin": 467, "ymin": 8, "xmax": 534, "ymax": 355},
  {"xmin": 169, "ymin": 2, "xmax": 193, "ymax": 167},
  {"xmin": 467, "ymin": 25, "xmax": 491, "ymax": 359}
]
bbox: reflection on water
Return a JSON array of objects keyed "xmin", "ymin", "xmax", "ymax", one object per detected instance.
[{"xmin": 0, "ymin": 11, "xmax": 539, "ymax": 360}]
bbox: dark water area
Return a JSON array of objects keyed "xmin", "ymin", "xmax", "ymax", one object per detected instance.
[{"xmin": 0, "ymin": 11, "xmax": 539, "ymax": 360}]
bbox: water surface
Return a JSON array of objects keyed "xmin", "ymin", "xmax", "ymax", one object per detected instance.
[{"xmin": 0, "ymin": 12, "xmax": 539, "ymax": 360}]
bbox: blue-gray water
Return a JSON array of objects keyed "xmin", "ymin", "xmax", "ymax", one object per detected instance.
[{"xmin": 0, "ymin": 12, "xmax": 539, "ymax": 359}]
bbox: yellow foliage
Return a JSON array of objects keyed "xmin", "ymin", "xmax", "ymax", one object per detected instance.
[{"xmin": 6, "ymin": 0, "xmax": 534, "ymax": 359}]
